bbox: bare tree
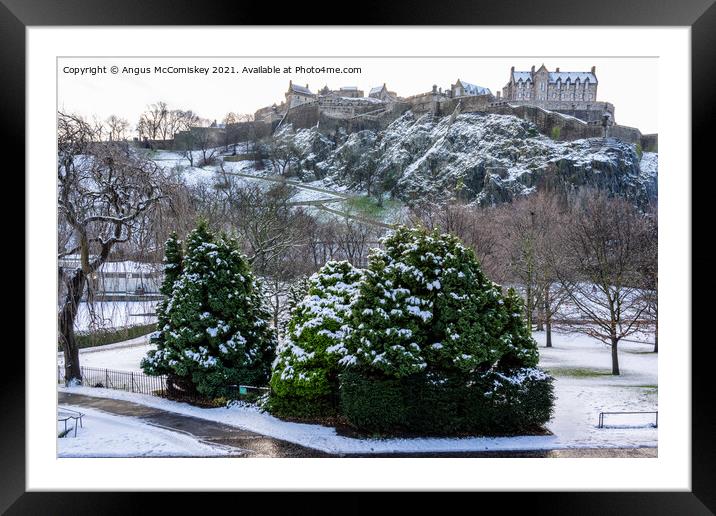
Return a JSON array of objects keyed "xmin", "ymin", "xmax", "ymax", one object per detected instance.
[
  {"xmin": 57, "ymin": 112, "xmax": 165, "ymax": 383},
  {"xmin": 555, "ymin": 190, "xmax": 651, "ymax": 375},
  {"xmin": 640, "ymin": 202, "xmax": 658, "ymax": 352},
  {"xmin": 106, "ymin": 115, "xmax": 130, "ymax": 142},
  {"xmin": 267, "ymin": 132, "xmax": 300, "ymax": 177},
  {"xmin": 138, "ymin": 101, "xmax": 168, "ymax": 140}
]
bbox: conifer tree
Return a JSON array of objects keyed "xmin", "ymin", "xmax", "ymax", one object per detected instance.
[
  {"xmin": 269, "ymin": 261, "xmax": 362, "ymax": 416},
  {"xmin": 342, "ymin": 226, "xmax": 539, "ymax": 379},
  {"xmin": 145, "ymin": 232, "xmax": 183, "ymax": 376},
  {"xmin": 142, "ymin": 221, "xmax": 276, "ymax": 398}
]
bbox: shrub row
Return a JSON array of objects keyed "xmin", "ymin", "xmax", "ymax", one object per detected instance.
[
  {"xmin": 61, "ymin": 323, "xmax": 157, "ymax": 351},
  {"xmin": 339, "ymin": 368, "xmax": 554, "ymax": 436}
]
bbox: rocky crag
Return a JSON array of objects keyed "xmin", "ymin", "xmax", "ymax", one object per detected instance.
[{"xmin": 275, "ymin": 111, "xmax": 657, "ymax": 207}]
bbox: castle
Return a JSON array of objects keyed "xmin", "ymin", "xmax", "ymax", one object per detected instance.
[
  {"xmin": 170, "ymin": 65, "xmax": 652, "ymax": 153},
  {"xmin": 498, "ymin": 64, "xmax": 614, "ymax": 124},
  {"xmin": 255, "ymin": 66, "xmax": 614, "ymax": 128}
]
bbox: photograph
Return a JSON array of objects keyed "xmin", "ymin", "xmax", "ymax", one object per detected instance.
[
  {"xmin": 10, "ymin": 13, "xmax": 706, "ymax": 505},
  {"xmin": 55, "ymin": 55, "xmax": 660, "ymax": 459}
]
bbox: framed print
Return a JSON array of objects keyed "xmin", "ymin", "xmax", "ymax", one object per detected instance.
[{"xmin": 5, "ymin": 0, "xmax": 714, "ymax": 512}]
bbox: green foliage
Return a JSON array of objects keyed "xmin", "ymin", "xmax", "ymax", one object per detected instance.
[
  {"xmin": 342, "ymin": 226, "xmax": 539, "ymax": 379},
  {"xmin": 269, "ymin": 261, "xmax": 363, "ymax": 418},
  {"xmin": 551, "ymin": 126, "xmax": 561, "ymax": 140},
  {"xmin": 142, "ymin": 221, "xmax": 277, "ymax": 398},
  {"xmin": 335, "ymin": 226, "xmax": 551, "ymax": 435},
  {"xmin": 340, "ymin": 368, "xmax": 554, "ymax": 435}
]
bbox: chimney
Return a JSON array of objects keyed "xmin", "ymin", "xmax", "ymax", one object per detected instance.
[
  {"xmin": 531, "ymin": 65, "xmax": 535, "ymax": 74},
  {"xmin": 511, "ymin": 66, "xmax": 514, "ymax": 73},
  {"xmin": 305, "ymin": 84, "xmax": 309, "ymax": 89},
  {"xmin": 591, "ymin": 66, "xmax": 596, "ymax": 74},
  {"xmin": 496, "ymin": 91, "xmax": 501, "ymax": 99},
  {"xmin": 556, "ymin": 67, "xmax": 560, "ymax": 72}
]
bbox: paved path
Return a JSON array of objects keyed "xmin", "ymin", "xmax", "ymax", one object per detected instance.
[
  {"xmin": 58, "ymin": 392, "xmax": 332, "ymax": 458},
  {"xmin": 59, "ymin": 392, "xmax": 657, "ymax": 458}
]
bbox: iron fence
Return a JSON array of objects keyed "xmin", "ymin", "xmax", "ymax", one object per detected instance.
[
  {"xmin": 58, "ymin": 365, "xmax": 167, "ymax": 396},
  {"xmin": 57, "ymin": 365, "xmax": 269, "ymax": 402}
]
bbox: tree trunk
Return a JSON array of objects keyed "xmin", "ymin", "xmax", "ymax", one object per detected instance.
[
  {"xmin": 653, "ymin": 317, "xmax": 658, "ymax": 353},
  {"xmin": 525, "ymin": 283, "xmax": 533, "ymax": 335},
  {"xmin": 58, "ymin": 269, "xmax": 86, "ymax": 384},
  {"xmin": 544, "ymin": 288, "xmax": 552, "ymax": 347},
  {"xmin": 611, "ymin": 335, "xmax": 620, "ymax": 375}
]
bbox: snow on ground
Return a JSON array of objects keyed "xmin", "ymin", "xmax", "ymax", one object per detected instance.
[
  {"xmin": 72, "ymin": 300, "xmax": 158, "ymax": 333},
  {"xmin": 58, "ymin": 329, "xmax": 657, "ymax": 454},
  {"xmin": 57, "ymin": 405, "xmax": 238, "ymax": 457},
  {"xmin": 535, "ymin": 330, "xmax": 657, "ymax": 448},
  {"xmin": 58, "ymin": 335, "xmax": 154, "ymax": 372}
]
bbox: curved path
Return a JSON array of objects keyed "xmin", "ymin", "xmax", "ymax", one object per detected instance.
[{"xmin": 58, "ymin": 392, "xmax": 656, "ymax": 458}]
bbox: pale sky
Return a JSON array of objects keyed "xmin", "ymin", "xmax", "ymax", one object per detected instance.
[{"xmin": 58, "ymin": 57, "xmax": 658, "ymax": 134}]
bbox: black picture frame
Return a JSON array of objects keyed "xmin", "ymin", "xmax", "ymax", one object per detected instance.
[{"xmin": 5, "ymin": 0, "xmax": 713, "ymax": 512}]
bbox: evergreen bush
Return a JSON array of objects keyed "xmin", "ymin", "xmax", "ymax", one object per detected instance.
[
  {"xmin": 268, "ymin": 261, "xmax": 363, "ymax": 418},
  {"xmin": 141, "ymin": 222, "xmax": 276, "ymax": 398},
  {"xmin": 338, "ymin": 226, "xmax": 553, "ymax": 434}
]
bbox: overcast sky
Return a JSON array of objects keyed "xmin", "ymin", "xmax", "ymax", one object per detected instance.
[{"xmin": 58, "ymin": 57, "xmax": 658, "ymax": 134}]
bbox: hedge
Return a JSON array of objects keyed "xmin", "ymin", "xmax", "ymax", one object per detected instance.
[
  {"xmin": 339, "ymin": 368, "xmax": 555, "ymax": 436},
  {"xmin": 59, "ymin": 323, "xmax": 157, "ymax": 351}
]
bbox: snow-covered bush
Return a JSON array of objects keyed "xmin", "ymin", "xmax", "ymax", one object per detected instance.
[
  {"xmin": 342, "ymin": 226, "xmax": 539, "ymax": 377},
  {"xmin": 338, "ymin": 226, "xmax": 553, "ymax": 434},
  {"xmin": 141, "ymin": 222, "xmax": 276, "ymax": 398},
  {"xmin": 268, "ymin": 261, "xmax": 363, "ymax": 418}
]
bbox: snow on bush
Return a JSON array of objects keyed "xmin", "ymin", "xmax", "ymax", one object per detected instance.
[
  {"xmin": 343, "ymin": 226, "xmax": 539, "ymax": 378},
  {"xmin": 268, "ymin": 261, "xmax": 363, "ymax": 416},
  {"xmin": 141, "ymin": 222, "xmax": 276, "ymax": 398}
]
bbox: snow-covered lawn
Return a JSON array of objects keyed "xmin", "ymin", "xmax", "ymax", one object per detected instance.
[
  {"xmin": 58, "ymin": 329, "xmax": 657, "ymax": 454},
  {"xmin": 58, "ymin": 336, "xmax": 154, "ymax": 372},
  {"xmin": 535, "ymin": 330, "xmax": 657, "ymax": 448},
  {"xmin": 57, "ymin": 405, "xmax": 238, "ymax": 457}
]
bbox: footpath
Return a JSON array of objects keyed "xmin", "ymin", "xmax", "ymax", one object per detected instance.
[{"xmin": 58, "ymin": 392, "xmax": 656, "ymax": 458}]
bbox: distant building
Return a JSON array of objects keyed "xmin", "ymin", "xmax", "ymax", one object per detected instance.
[
  {"xmin": 450, "ymin": 79, "xmax": 491, "ymax": 98},
  {"xmin": 502, "ymin": 64, "xmax": 598, "ymax": 103},
  {"xmin": 59, "ymin": 256, "xmax": 162, "ymax": 299},
  {"xmin": 500, "ymin": 64, "xmax": 614, "ymax": 123},
  {"xmin": 368, "ymin": 83, "xmax": 397, "ymax": 102},
  {"xmin": 285, "ymin": 81, "xmax": 316, "ymax": 108}
]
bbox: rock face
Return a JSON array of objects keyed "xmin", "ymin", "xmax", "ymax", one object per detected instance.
[{"xmin": 278, "ymin": 111, "xmax": 657, "ymax": 206}]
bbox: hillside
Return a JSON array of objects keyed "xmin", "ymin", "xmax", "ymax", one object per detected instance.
[{"xmin": 277, "ymin": 111, "xmax": 658, "ymax": 206}]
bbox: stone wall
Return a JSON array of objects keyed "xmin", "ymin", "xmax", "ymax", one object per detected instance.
[
  {"xmin": 640, "ymin": 133, "xmax": 658, "ymax": 152},
  {"xmin": 283, "ymin": 101, "xmax": 320, "ymax": 129}
]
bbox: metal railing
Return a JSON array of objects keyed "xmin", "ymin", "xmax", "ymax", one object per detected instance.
[
  {"xmin": 57, "ymin": 365, "xmax": 269, "ymax": 402},
  {"xmin": 598, "ymin": 411, "xmax": 658, "ymax": 428},
  {"xmin": 58, "ymin": 365, "xmax": 167, "ymax": 396}
]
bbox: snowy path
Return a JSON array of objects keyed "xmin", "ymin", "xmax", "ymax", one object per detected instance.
[{"xmin": 57, "ymin": 404, "xmax": 242, "ymax": 457}]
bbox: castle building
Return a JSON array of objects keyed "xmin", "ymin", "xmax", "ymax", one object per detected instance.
[
  {"xmin": 503, "ymin": 64, "xmax": 598, "ymax": 103},
  {"xmin": 369, "ymin": 83, "xmax": 397, "ymax": 101},
  {"xmin": 285, "ymin": 81, "xmax": 316, "ymax": 108},
  {"xmin": 500, "ymin": 64, "xmax": 614, "ymax": 124},
  {"xmin": 450, "ymin": 79, "xmax": 491, "ymax": 98}
]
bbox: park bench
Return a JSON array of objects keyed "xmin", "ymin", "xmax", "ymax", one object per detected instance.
[
  {"xmin": 598, "ymin": 411, "xmax": 658, "ymax": 428},
  {"xmin": 57, "ymin": 408, "xmax": 85, "ymax": 437}
]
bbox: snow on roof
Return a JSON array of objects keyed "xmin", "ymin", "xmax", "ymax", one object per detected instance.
[
  {"xmin": 340, "ymin": 86, "xmax": 358, "ymax": 91},
  {"xmin": 513, "ymin": 71, "xmax": 597, "ymax": 83},
  {"xmin": 59, "ymin": 256, "xmax": 160, "ymax": 274},
  {"xmin": 369, "ymin": 85, "xmax": 385, "ymax": 95},
  {"xmin": 290, "ymin": 83, "xmax": 313, "ymax": 95},
  {"xmin": 457, "ymin": 81, "xmax": 491, "ymax": 96}
]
